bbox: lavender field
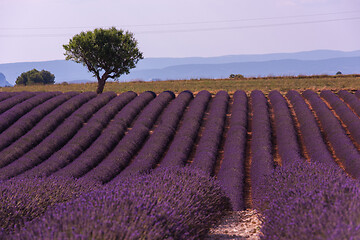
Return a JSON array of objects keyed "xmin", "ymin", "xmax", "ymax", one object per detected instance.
[{"xmin": 0, "ymin": 89, "xmax": 360, "ymax": 239}]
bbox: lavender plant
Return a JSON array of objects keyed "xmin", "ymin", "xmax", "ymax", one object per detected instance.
[
  {"xmin": 192, "ymin": 91, "xmax": 229, "ymax": 175},
  {"xmin": 250, "ymin": 90, "xmax": 274, "ymax": 204},
  {"xmin": 0, "ymin": 91, "xmax": 35, "ymax": 114},
  {"xmin": 0, "ymin": 92, "xmax": 59, "ymax": 133},
  {"xmin": 286, "ymin": 90, "xmax": 336, "ymax": 166},
  {"xmin": 0, "ymin": 92, "xmax": 96, "ymax": 164},
  {"xmin": 55, "ymin": 91, "xmax": 173, "ymax": 181},
  {"xmin": 107, "ymin": 90, "xmax": 193, "ymax": 180},
  {"xmin": 0, "ymin": 92, "xmax": 76, "ymax": 148},
  {"xmin": 0, "ymin": 92, "xmax": 115, "ymax": 179},
  {"xmin": 23, "ymin": 91, "xmax": 155, "ymax": 178},
  {"xmin": 256, "ymin": 158, "xmax": 360, "ymax": 240},
  {"xmin": 269, "ymin": 90, "xmax": 302, "ymax": 166},
  {"xmin": 161, "ymin": 90, "xmax": 211, "ymax": 167},
  {"xmin": 0, "ymin": 92, "xmax": 16, "ymax": 102},
  {"xmin": 9, "ymin": 167, "xmax": 230, "ymax": 240},
  {"xmin": 321, "ymin": 90, "xmax": 360, "ymax": 145},
  {"xmin": 0, "ymin": 176, "xmax": 97, "ymax": 234},
  {"xmin": 303, "ymin": 90, "xmax": 360, "ymax": 178},
  {"xmin": 338, "ymin": 90, "xmax": 360, "ymax": 117},
  {"xmin": 217, "ymin": 90, "xmax": 248, "ymax": 210}
]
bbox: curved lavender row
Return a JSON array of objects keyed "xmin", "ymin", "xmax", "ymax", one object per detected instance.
[
  {"xmin": 302, "ymin": 90, "xmax": 360, "ymax": 178},
  {"xmin": 191, "ymin": 91, "xmax": 229, "ymax": 175},
  {"xmin": 356, "ymin": 90, "xmax": 360, "ymax": 99},
  {"xmin": 0, "ymin": 92, "xmax": 17, "ymax": 102},
  {"xmin": 0, "ymin": 92, "xmax": 36, "ymax": 114},
  {"xmin": 0, "ymin": 92, "xmax": 78, "ymax": 151},
  {"xmin": 0, "ymin": 92, "xmax": 60, "ymax": 134},
  {"xmin": 321, "ymin": 90, "xmax": 360, "ymax": 146},
  {"xmin": 269, "ymin": 90, "xmax": 302, "ymax": 166},
  {"xmin": 0, "ymin": 92, "xmax": 97, "ymax": 168},
  {"xmin": 54, "ymin": 91, "xmax": 173, "ymax": 181},
  {"xmin": 24, "ymin": 91, "xmax": 155, "ymax": 178},
  {"xmin": 250, "ymin": 90, "xmax": 274, "ymax": 202},
  {"xmin": 286, "ymin": 90, "xmax": 335, "ymax": 166},
  {"xmin": 338, "ymin": 90, "xmax": 360, "ymax": 117},
  {"xmin": 217, "ymin": 90, "xmax": 248, "ymax": 211},
  {"xmin": 0, "ymin": 92, "xmax": 116, "ymax": 180},
  {"xmin": 16, "ymin": 92, "xmax": 135, "ymax": 178},
  {"xmin": 160, "ymin": 90, "xmax": 211, "ymax": 167},
  {"xmin": 111, "ymin": 91, "xmax": 193, "ymax": 180}
]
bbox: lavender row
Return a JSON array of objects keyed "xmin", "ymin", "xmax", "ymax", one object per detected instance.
[
  {"xmin": 302, "ymin": 90, "xmax": 360, "ymax": 179},
  {"xmin": 0, "ymin": 92, "xmax": 16, "ymax": 102},
  {"xmin": 112, "ymin": 90, "xmax": 193, "ymax": 179},
  {"xmin": 0, "ymin": 92, "xmax": 97, "ymax": 170},
  {"xmin": 217, "ymin": 90, "xmax": 248, "ymax": 211},
  {"xmin": 18, "ymin": 91, "xmax": 136, "ymax": 174},
  {"xmin": 321, "ymin": 90, "xmax": 360, "ymax": 145},
  {"xmin": 338, "ymin": 90, "xmax": 360, "ymax": 117},
  {"xmin": 356, "ymin": 90, "xmax": 360, "ymax": 99},
  {"xmin": 286, "ymin": 90, "xmax": 335, "ymax": 166},
  {"xmin": 0, "ymin": 92, "xmax": 78, "ymax": 151},
  {"xmin": 0, "ymin": 92, "xmax": 116, "ymax": 180},
  {"xmin": 0, "ymin": 92, "xmax": 36, "ymax": 114},
  {"xmin": 53, "ymin": 91, "xmax": 173, "ymax": 181},
  {"xmin": 192, "ymin": 91, "xmax": 229, "ymax": 175},
  {"xmin": 0, "ymin": 92, "xmax": 60, "ymax": 133},
  {"xmin": 250, "ymin": 90, "xmax": 274, "ymax": 203},
  {"xmin": 24, "ymin": 91, "xmax": 155, "ymax": 178},
  {"xmin": 269, "ymin": 90, "xmax": 302, "ymax": 166},
  {"xmin": 160, "ymin": 90, "xmax": 211, "ymax": 167}
]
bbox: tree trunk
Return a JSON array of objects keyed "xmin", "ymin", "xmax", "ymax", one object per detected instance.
[{"xmin": 96, "ymin": 78, "xmax": 106, "ymax": 94}]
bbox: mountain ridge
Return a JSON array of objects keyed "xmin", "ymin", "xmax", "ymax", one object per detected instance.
[{"xmin": 0, "ymin": 50, "xmax": 359, "ymax": 85}]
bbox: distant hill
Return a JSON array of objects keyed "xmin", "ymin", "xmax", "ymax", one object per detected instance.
[
  {"xmin": 0, "ymin": 72, "xmax": 12, "ymax": 87},
  {"xmin": 0, "ymin": 50, "xmax": 359, "ymax": 85}
]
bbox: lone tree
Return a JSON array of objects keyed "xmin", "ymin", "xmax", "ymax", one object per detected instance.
[
  {"xmin": 63, "ymin": 27, "xmax": 143, "ymax": 94},
  {"xmin": 16, "ymin": 69, "xmax": 55, "ymax": 85}
]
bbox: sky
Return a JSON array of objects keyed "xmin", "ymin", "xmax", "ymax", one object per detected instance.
[{"xmin": 0, "ymin": 0, "xmax": 359, "ymax": 64}]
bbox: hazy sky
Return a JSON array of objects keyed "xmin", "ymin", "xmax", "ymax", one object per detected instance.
[{"xmin": 0, "ymin": 0, "xmax": 359, "ymax": 63}]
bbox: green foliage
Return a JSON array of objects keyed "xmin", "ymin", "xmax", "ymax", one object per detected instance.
[
  {"xmin": 63, "ymin": 27, "xmax": 143, "ymax": 93},
  {"xmin": 229, "ymin": 74, "xmax": 244, "ymax": 79},
  {"xmin": 15, "ymin": 69, "xmax": 55, "ymax": 86},
  {"xmin": 336, "ymin": 71, "xmax": 342, "ymax": 75}
]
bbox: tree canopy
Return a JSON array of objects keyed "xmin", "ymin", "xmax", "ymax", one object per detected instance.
[
  {"xmin": 63, "ymin": 27, "xmax": 143, "ymax": 94},
  {"xmin": 15, "ymin": 69, "xmax": 55, "ymax": 85}
]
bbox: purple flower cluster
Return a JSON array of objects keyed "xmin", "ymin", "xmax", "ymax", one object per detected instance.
[
  {"xmin": 192, "ymin": 91, "xmax": 229, "ymax": 175},
  {"xmin": 286, "ymin": 90, "xmax": 336, "ymax": 166},
  {"xmin": 161, "ymin": 90, "xmax": 211, "ymax": 167},
  {"xmin": 256, "ymin": 159, "xmax": 360, "ymax": 240},
  {"xmin": 217, "ymin": 90, "xmax": 248, "ymax": 211},
  {"xmin": 0, "ymin": 92, "xmax": 77, "ymax": 150},
  {"xmin": 0, "ymin": 92, "xmax": 60, "ymax": 133},
  {"xmin": 321, "ymin": 90, "xmax": 360, "ymax": 145},
  {"xmin": 338, "ymin": 90, "xmax": 360, "ymax": 117},
  {"xmin": 303, "ymin": 90, "xmax": 360, "ymax": 178},
  {"xmin": 0, "ymin": 92, "xmax": 115, "ymax": 180},
  {"xmin": 7, "ymin": 167, "xmax": 230, "ymax": 240},
  {"xmin": 250, "ymin": 90, "xmax": 274, "ymax": 203},
  {"xmin": 0, "ymin": 176, "xmax": 97, "ymax": 234},
  {"xmin": 0, "ymin": 91, "xmax": 36, "ymax": 114},
  {"xmin": 269, "ymin": 90, "xmax": 302, "ymax": 166},
  {"xmin": 0, "ymin": 92, "xmax": 16, "ymax": 102},
  {"xmin": 0, "ymin": 92, "xmax": 96, "ymax": 168},
  {"xmin": 56, "ymin": 91, "xmax": 173, "ymax": 182},
  {"xmin": 114, "ymin": 90, "xmax": 193, "ymax": 179}
]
